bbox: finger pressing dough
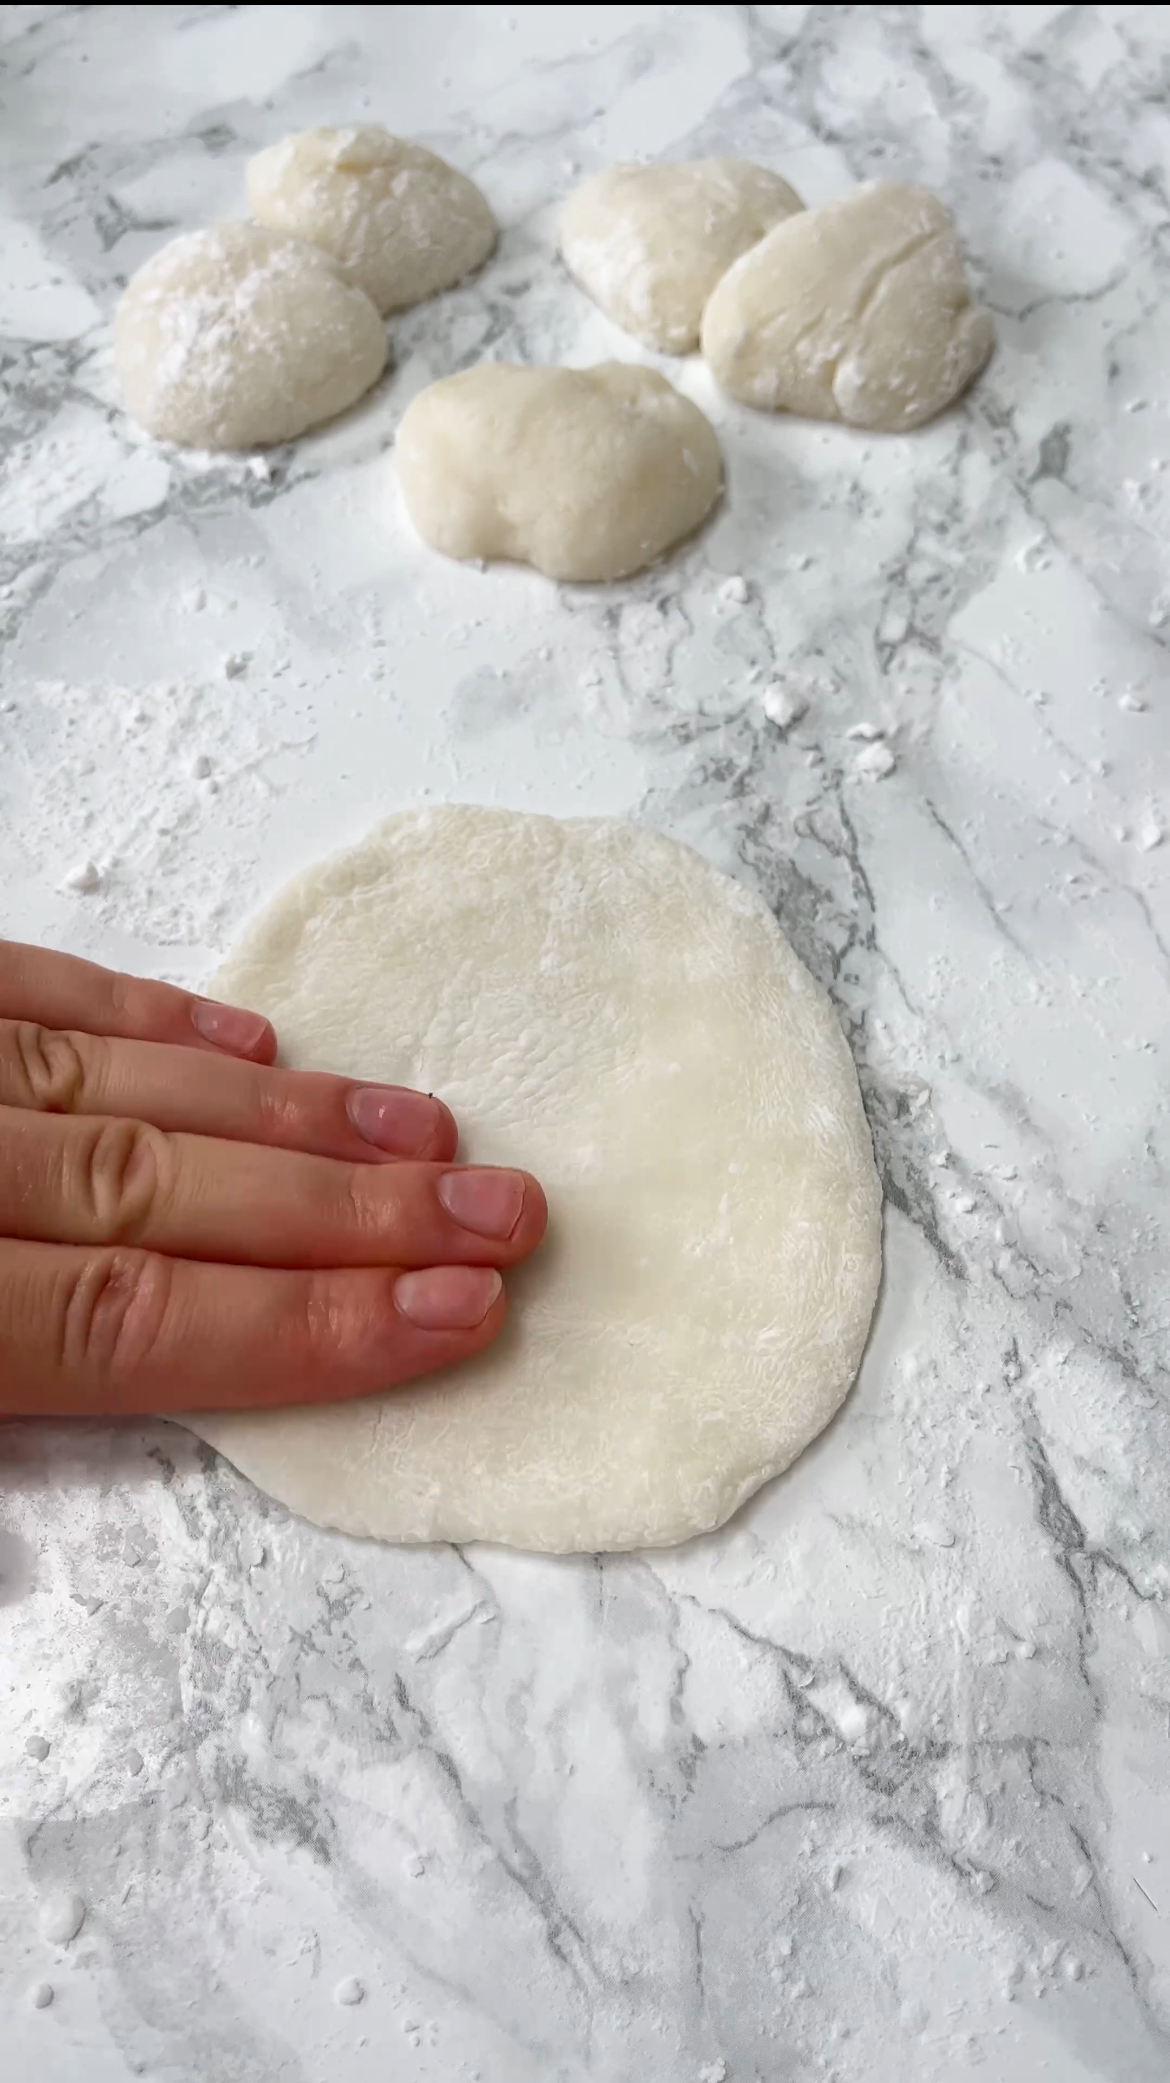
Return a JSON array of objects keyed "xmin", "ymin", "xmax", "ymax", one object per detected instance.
[
  {"xmin": 246, "ymin": 125, "xmax": 496, "ymax": 314},
  {"xmin": 185, "ymin": 806, "xmax": 882, "ymax": 1554},
  {"xmin": 396, "ymin": 361, "xmax": 722, "ymax": 582},
  {"xmin": 701, "ymin": 178, "xmax": 994, "ymax": 431},
  {"xmin": 560, "ymin": 157, "xmax": 804, "ymax": 353},
  {"xmin": 114, "ymin": 222, "xmax": 387, "ymax": 450}
]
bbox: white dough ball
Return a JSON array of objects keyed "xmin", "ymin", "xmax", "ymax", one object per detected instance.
[
  {"xmin": 114, "ymin": 222, "xmax": 387, "ymax": 451},
  {"xmin": 701, "ymin": 178, "xmax": 995, "ymax": 432},
  {"xmin": 246, "ymin": 125, "xmax": 496, "ymax": 314},
  {"xmin": 396, "ymin": 361, "xmax": 722, "ymax": 583},
  {"xmin": 560, "ymin": 157, "xmax": 804, "ymax": 353}
]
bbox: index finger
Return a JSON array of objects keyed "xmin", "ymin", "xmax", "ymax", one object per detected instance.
[{"xmin": 0, "ymin": 940, "xmax": 276, "ymax": 1063}]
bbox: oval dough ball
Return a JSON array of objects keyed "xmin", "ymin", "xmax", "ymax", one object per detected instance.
[
  {"xmin": 701, "ymin": 178, "xmax": 994, "ymax": 431},
  {"xmin": 246, "ymin": 126, "xmax": 496, "ymax": 314},
  {"xmin": 188, "ymin": 807, "xmax": 882, "ymax": 1554},
  {"xmin": 396, "ymin": 361, "xmax": 722, "ymax": 582},
  {"xmin": 114, "ymin": 222, "xmax": 387, "ymax": 450},
  {"xmin": 560, "ymin": 157, "xmax": 804, "ymax": 353}
]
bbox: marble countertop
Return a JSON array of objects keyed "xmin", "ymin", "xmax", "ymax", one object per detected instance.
[{"xmin": 2, "ymin": 5, "xmax": 1169, "ymax": 2078}]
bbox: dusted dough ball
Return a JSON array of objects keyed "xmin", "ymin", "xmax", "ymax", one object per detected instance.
[
  {"xmin": 114, "ymin": 222, "xmax": 387, "ymax": 450},
  {"xmin": 560, "ymin": 158, "xmax": 804, "ymax": 353},
  {"xmin": 396, "ymin": 361, "xmax": 722, "ymax": 583},
  {"xmin": 701, "ymin": 179, "xmax": 994, "ymax": 432},
  {"xmin": 246, "ymin": 126, "xmax": 496, "ymax": 314}
]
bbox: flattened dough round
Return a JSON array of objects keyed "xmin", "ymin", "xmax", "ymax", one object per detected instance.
[
  {"xmin": 114, "ymin": 222, "xmax": 387, "ymax": 450},
  {"xmin": 701, "ymin": 178, "xmax": 994, "ymax": 431},
  {"xmin": 247, "ymin": 126, "xmax": 496, "ymax": 313},
  {"xmin": 187, "ymin": 807, "xmax": 882, "ymax": 1553},
  {"xmin": 396, "ymin": 361, "xmax": 722, "ymax": 581},
  {"xmin": 561, "ymin": 158, "xmax": 804, "ymax": 352}
]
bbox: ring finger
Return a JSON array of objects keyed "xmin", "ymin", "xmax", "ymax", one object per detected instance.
[{"xmin": 0, "ymin": 1019, "xmax": 458, "ymax": 1164}]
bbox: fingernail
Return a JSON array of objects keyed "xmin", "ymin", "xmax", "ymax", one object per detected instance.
[
  {"xmin": 395, "ymin": 1266, "xmax": 502, "ymax": 1330},
  {"xmin": 438, "ymin": 1168, "xmax": 525, "ymax": 1240},
  {"xmin": 191, "ymin": 999, "xmax": 271, "ymax": 1055},
  {"xmin": 347, "ymin": 1084, "xmax": 443, "ymax": 1156}
]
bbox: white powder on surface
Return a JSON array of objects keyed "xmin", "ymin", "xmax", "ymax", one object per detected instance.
[
  {"xmin": 0, "ymin": 674, "xmax": 316, "ymax": 949},
  {"xmin": 38, "ymin": 1892, "xmax": 85, "ymax": 1945}
]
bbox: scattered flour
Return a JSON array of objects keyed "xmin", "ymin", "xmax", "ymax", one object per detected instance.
[
  {"xmin": 853, "ymin": 739, "xmax": 897, "ymax": 781},
  {"xmin": 39, "ymin": 1892, "xmax": 85, "ymax": 1945},
  {"xmin": 2, "ymin": 673, "xmax": 315, "ymax": 948},
  {"xmin": 761, "ymin": 682, "xmax": 808, "ymax": 731}
]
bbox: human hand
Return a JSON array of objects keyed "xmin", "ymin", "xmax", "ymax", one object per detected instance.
[{"xmin": 0, "ymin": 940, "xmax": 546, "ymax": 1416}]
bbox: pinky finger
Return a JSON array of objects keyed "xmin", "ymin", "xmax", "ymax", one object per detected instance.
[
  {"xmin": 0, "ymin": 940, "xmax": 276, "ymax": 1062},
  {"xmin": 0, "ymin": 1240, "xmax": 506, "ymax": 1417}
]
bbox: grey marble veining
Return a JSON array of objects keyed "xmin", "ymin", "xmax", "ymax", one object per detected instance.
[{"xmin": 1, "ymin": 6, "xmax": 1169, "ymax": 2079}]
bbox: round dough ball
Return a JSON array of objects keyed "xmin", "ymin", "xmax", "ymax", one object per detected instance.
[
  {"xmin": 560, "ymin": 157, "xmax": 804, "ymax": 353},
  {"xmin": 114, "ymin": 222, "xmax": 387, "ymax": 450},
  {"xmin": 187, "ymin": 807, "xmax": 882, "ymax": 1554},
  {"xmin": 701, "ymin": 178, "xmax": 994, "ymax": 432},
  {"xmin": 246, "ymin": 125, "xmax": 496, "ymax": 314},
  {"xmin": 396, "ymin": 361, "xmax": 722, "ymax": 582}
]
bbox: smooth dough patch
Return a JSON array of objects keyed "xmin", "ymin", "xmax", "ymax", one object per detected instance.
[
  {"xmin": 186, "ymin": 808, "xmax": 882, "ymax": 1553},
  {"xmin": 560, "ymin": 157, "xmax": 804, "ymax": 353},
  {"xmin": 701, "ymin": 178, "xmax": 994, "ymax": 431},
  {"xmin": 246, "ymin": 126, "xmax": 496, "ymax": 314},
  {"xmin": 114, "ymin": 222, "xmax": 387, "ymax": 450},
  {"xmin": 396, "ymin": 361, "xmax": 722, "ymax": 582}
]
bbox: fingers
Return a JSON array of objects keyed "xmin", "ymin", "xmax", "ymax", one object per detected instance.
[
  {"xmin": 0, "ymin": 1105, "xmax": 548, "ymax": 1269},
  {"xmin": 0, "ymin": 940, "xmax": 276, "ymax": 1062},
  {"xmin": 0, "ymin": 1239, "xmax": 506, "ymax": 1415},
  {"xmin": 0, "ymin": 1019, "xmax": 458, "ymax": 1164}
]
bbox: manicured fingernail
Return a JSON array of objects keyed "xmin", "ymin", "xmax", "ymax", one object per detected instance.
[
  {"xmin": 395, "ymin": 1266, "xmax": 502, "ymax": 1330},
  {"xmin": 438, "ymin": 1168, "xmax": 525, "ymax": 1239},
  {"xmin": 191, "ymin": 999, "xmax": 271, "ymax": 1055},
  {"xmin": 347, "ymin": 1084, "xmax": 443, "ymax": 1156}
]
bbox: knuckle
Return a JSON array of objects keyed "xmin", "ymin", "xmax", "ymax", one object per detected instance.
[
  {"xmin": 58, "ymin": 1248, "xmax": 173, "ymax": 1383},
  {"xmin": 339, "ymin": 1164, "xmax": 381, "ymax": 1240},
  {"xmin": 254, "ymin": 1080, "xmax": 302, "ymax": 1146},
  {"xmin": 7, "ymin": 1021, "xmax": 88, "ymax": 1112},
  {"xmin": 107, "ymin": 970, "xmax": 134, "ymax": 1021},
  {"xmin": 74, "ymin": 1118, "xmax": 173, "ymax": 1242}
]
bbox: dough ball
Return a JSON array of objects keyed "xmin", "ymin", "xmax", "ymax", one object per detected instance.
[
  {"xmin": 246, "ymin": 125, "xmax": 496, "ymax": 314},
  {"xmin": 187, "ymin": 807, "xmax": 882, "ymax": 1554},
  {"xmin": 396, "ymin": 361, "xmax": 722, "ymax": 582},
  {"xmin": 560, "ymin": 157, "xmax": 804, "ymax": 353},
  {"xmin": 701, "ymin": 178, "xmax": 994, "ymax": 432},
  {"xmin": 114, "ymin": 221, "xmax": 387, "ymax": 450}
]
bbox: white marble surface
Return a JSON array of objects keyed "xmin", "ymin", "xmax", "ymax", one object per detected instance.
[{"xmin": 1, "ymin": 4, "xmax": 1169, "ymax": 2077}]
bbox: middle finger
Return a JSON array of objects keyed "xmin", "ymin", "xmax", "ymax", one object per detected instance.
[{"xmin": 0, "ymin": 1106, "xmax": 547, "ymax": 1270}]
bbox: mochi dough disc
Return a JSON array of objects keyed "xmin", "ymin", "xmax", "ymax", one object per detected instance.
[
  {"xmin": 396, "ymin": 361, "xmax": 722, "ymax": 582},
  {"xmin": 114, "ymin": 222, "xmax": 387, "ymax": 450},
  {"xmin": 186, "ymin": 807, "xmax": 882, "ymax": 1554},
  {"xmin": 246, "ymin": 125, "xmax": 496, "ymax": 313},
  {"xmin": 701, "ymin": 178, "xmax": 994, "ymax": 431},
  {"xmin": 560, "ymin": 157, "xmax": 804, "ymax": 352}
]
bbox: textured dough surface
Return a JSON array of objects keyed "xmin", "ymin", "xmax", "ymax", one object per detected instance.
[
  {"xmin": 701, "ymin": 179, "xmax": 994, "ymax": 431},
  {"xmin": 187, "ymin": 808, "xmax": 882, "ymax": 1553},
  {"xmin": 396, "ymin": 362, "xmax": 722, "ymax": 581},
  {"xmin": 114, "ymin": 222, "xmax": 387, "ymax": 450},
  {"xmin": 561, "ymin": 158, "xmax": 804, "ymax": 352},
  {"xmin": 247, "ymin": 126, "xmax": 496, "ymax": 313}
]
